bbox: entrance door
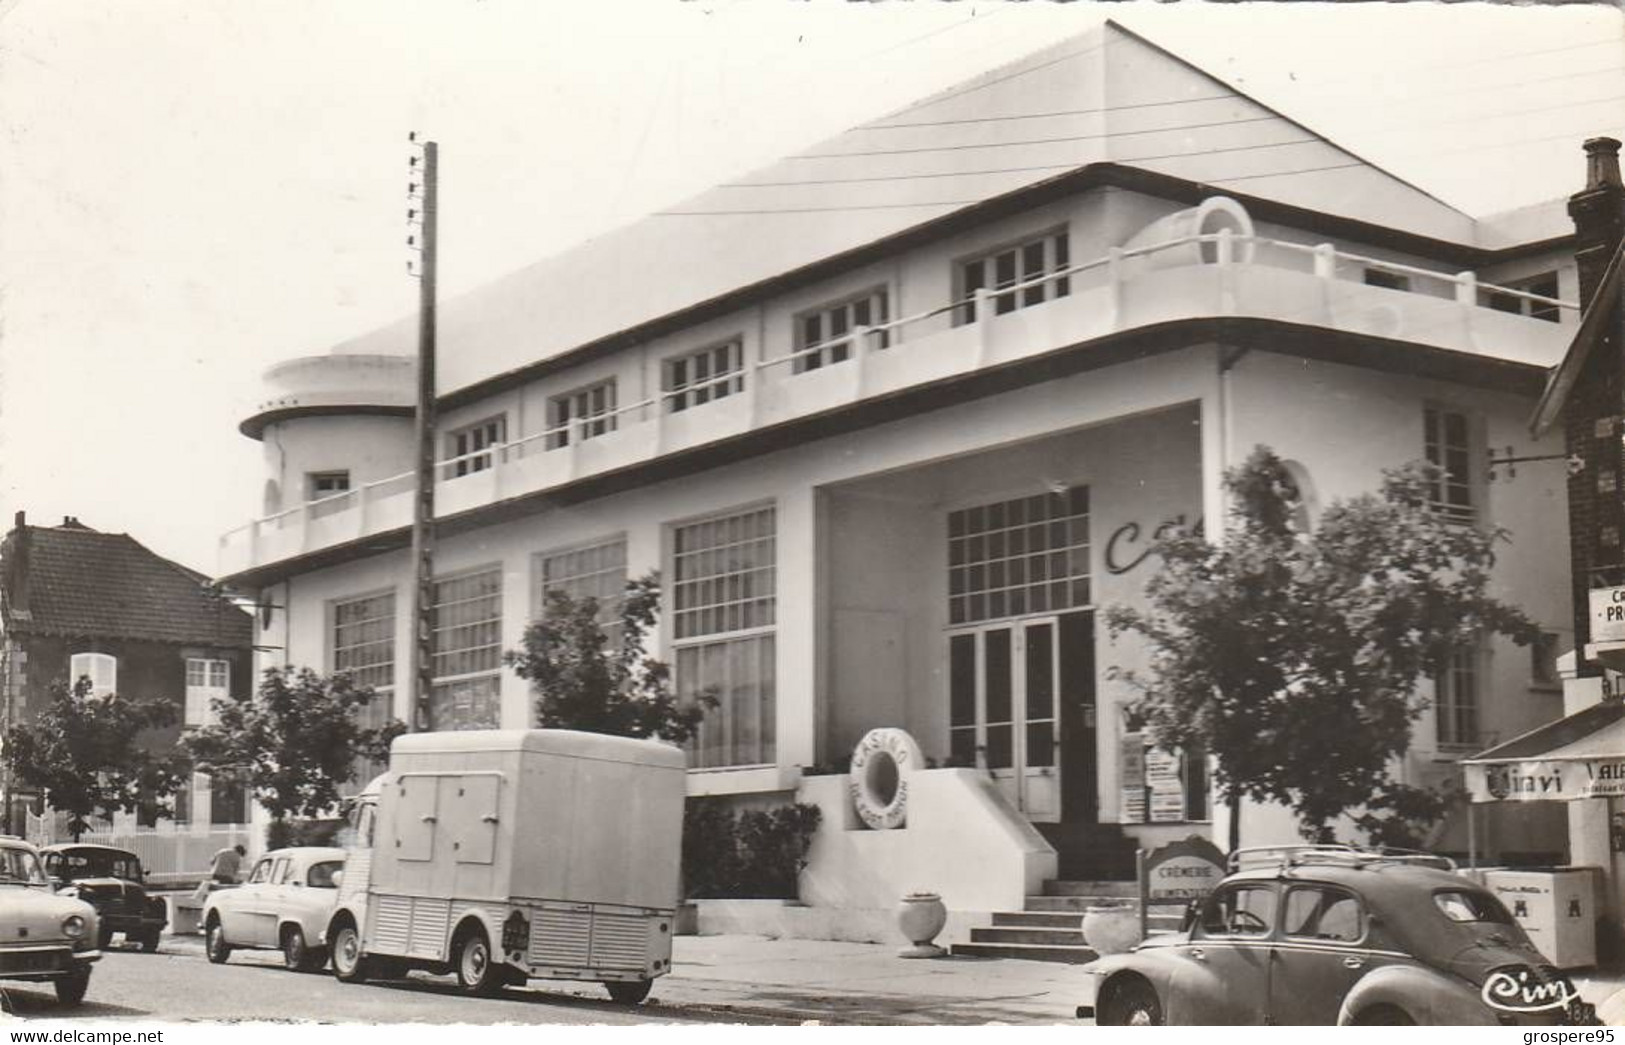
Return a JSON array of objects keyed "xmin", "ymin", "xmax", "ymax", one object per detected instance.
[{"xmin": 949, "ymin": 618, "xmax": 1061, "ymax": 822}]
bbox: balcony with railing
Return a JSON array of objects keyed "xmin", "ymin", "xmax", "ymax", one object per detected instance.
[{"xmin": 218, "ymin": 229, "xmax": 1576, "ymax": 579}]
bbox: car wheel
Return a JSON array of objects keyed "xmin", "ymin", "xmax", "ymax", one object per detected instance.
[
  {"xmin": 54, "ymin": 967, "xmax": 90, "ymax": 1007},
  {"xmin": 455, "ymin": 927, "xmax": 502, "ymax": 996},
  {"xmin": 1101, "ymin": 978, "xmax": 1163, "ymax": 1026},
  {"xmin": 96, "ymin": 921, "xmax": 113, "ymax": 951},
  {"xmin": 330, "ymin": 921, "xmax": 369, "ymax": 984},
  {"xmin": 282, "ymin": 926, "xmax": 321, "ymax": 972},
  {"xmin": 605, "ymin": 980, "xmax": 652, "ymax": 1006},
  {"xmin": 1353, "ymin": 1005, "xmax": 1415, "ymax": 1026},
  {"xmin": 205, "ymin": 918, "xmax": 232, "ymax": 965},
  {"xmin": 138, "ymin": 928, "xmax": 160, "ymax": 954}
]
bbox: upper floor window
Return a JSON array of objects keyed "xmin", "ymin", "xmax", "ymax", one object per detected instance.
[
  {"xmin": 957, "ymin": 228, "xmax": 1071, "ymax": 324},
  {"xmin": 445, "ymin": 416, "xmax": 506, "ymax": 478},
  {"xmin": 548, "ymin": 380, "xmax": 617, "ymax": 450},
  {"xmin": 1435, "ymin": 643, "xmax": 1480, "ymax": 750},
  {"xmin": 1363, "ymin": 267, "xmax": 1411, "ymax": 292},
  {"xmin": 665, "ymin": 339, "xmax": 744, "ymax": 413},
  {"xmin": 1484, "ymin": 272, "xmax": 1560, "ymax": 323},
  {"xmin": 332, "ymin": 592, "xmax": 396, "ymax": 694},
  {"xmin": 1423, "ymin": 404, "xmax": 1475, "ymax": 524},
  {"xmin": 184, "ymin": 658, "xmax": 229, "ymax": 728},
  {"xmin": 307, "ymin": 471, "xmax": 351, "ymax": 500},
  {"xmin": 536, "ymin": 537, "xmax": 628, "ymax": 637},
  {"xmin": 69, "ymin": 652, "xmax": 116, "ymax": 699},
  {"xmin": 793, "ymin": 289, "xmax": 889, "ymax": 374}
]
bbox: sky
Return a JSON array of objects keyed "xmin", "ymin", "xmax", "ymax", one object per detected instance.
[{"xmin": 1, "ymin": 0, "xmax": 1622, "ymax": 574}]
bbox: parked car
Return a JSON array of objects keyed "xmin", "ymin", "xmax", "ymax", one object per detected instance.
[
  {"xmin": 202, "ymin": 846, "xmax": 346, "ymax": 972},
  {"xmin": 0, "ymin": 837, "xmax": 100, "ymax": 1005},
  {"xmin": 41, "ymin": 844, "xmax": 167, "ymax": 953},
  {"xmin": 1076, "ymin": 845, "xmax": 1600, "ymax": 1026}
]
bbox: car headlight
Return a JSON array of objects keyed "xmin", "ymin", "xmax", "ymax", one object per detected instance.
[{"xmin": 61, "ymin": 915, "xmax": 86, "ymax": 939}]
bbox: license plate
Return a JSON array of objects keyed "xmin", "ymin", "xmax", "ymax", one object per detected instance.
[{"xmin": 1564, "ymin": 1000, "xmax": 1600, "ymax": 1026}]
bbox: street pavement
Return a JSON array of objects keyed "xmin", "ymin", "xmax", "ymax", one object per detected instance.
[{"xmin": 10, "ymin": 931, "xmax": 1625, "ymax": 1025}]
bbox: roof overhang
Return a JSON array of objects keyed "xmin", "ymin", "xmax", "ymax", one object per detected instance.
[
  {"xmin": 1530, "ymin": 239, "xmax": 1625, "ymax": 438},
  {"xmin": 1461, "ymin": 699, "xmax": 1625, "ymax": 802}
]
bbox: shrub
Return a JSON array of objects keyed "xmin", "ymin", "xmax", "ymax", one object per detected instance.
[{"xmin": 682, "ymin": 800, "xmax": 822, "ymax": 899}]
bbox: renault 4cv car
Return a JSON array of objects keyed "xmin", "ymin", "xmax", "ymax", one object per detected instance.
[
  {"xmin": 41, "ymin": 844, "xmax": 167, "ymax": 952},
  {"xmin": 0, "ymin": 837, "xmax": 100, "ymax": 1005},
  {"xmin": 1077, "ymin": 845, "xmax": 1600, "ymax": 1026}
]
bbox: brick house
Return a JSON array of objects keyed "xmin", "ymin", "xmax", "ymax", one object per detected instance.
[{"xmin": 0, "ymin": 512, "xmax": 255, "ymax": 845}]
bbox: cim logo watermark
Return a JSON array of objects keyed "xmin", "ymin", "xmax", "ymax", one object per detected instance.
[{"xmin": 1480, "ymin": 965, "xmax": 1581, "ymax": 1013}]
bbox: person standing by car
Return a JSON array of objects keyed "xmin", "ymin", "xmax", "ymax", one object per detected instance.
[{"xmin": 211, "ymin": 844, "xmax": 245, "ymax": 884}]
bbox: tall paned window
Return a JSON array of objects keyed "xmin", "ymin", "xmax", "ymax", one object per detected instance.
[
  {"xmin": 333, "ymin": 592, "xmax": 397, "ymax": 783},
  {"xmin": 1423, "ymin": 405, "xmax": 1475, "ymax": 524},
  {"xmin": 431, "ymin": 569, "xmax": 503, "ymax": 730},
  {"xmin": 184, "ymin": 658, "xmax": 229, "ymax": 728},
  {"xmin": 69, "ymin": 653, "xmax": 117, "ymax": 698},
  {"xmin": 1435, "ymin": 645, "xmax": 1480, "ymax": 750},
  {"xmin": 536, "ymin": 538, "xmax": 628, "ymax": 646},
  {"xmin": 672, "ymin": 507, "xmax": 776, "ymax": 768},
  {"xmin": 957, "ymin": 229, "xmax": 1071, "ymax": 324},
  {"xmin": 948, "ymin": 488, "xmax": 1091, "ymax": 626}
]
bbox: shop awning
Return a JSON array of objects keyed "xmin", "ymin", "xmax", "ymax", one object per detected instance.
[{"xmin": 1461, "ymin": 700, "xmax": 1625, "ymax": 803}]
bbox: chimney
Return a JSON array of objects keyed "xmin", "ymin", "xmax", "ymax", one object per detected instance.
[
  {"xmin": 1570, "ymin": 136, "xmax": 1625, "ymax": 306},
  {"xmin": 6, "ymin": 512, "xmax": 29, "ymax": 617}
]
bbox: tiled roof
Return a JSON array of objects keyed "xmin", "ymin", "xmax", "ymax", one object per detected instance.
[
  {"xmin": 1, "ymin": 522, "xmax": 253, "ymax": 647},
  {"xmin": 320, "ymin": 19, "xmax": 1503, "ymax": 399}
]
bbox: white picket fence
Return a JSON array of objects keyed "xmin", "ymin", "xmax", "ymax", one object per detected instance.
[{"xmin": 25, "ymin": 812, "xmax": 250, "ymax": 883}]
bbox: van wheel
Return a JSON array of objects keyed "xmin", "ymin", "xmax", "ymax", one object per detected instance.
[
  {"xmin": 455, "ymin": 927, "xmax": 502, "ymax": 996},
  {"xmin": 330, "ymin": 921, "xmax": 369, "ymax": 983},
  {"xmin": 605, "ymin": 980, "xmax": 652, "ymax": 1006},
  {"xmin": 205, "ymin": 918, "xmax": 232, "ymax": 965},
  {"xmin": 54, "ymin": 967, "xmax": 90, "ymax": 1007}
]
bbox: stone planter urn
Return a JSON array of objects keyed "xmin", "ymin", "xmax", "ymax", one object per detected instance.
[
  {"xmin": 1082, "ymin": 903, "xmax": 1142, "ymax": 956},
  {"xmin": 896, "ymin": 892, "xmax": 948, "ymax": 958}
]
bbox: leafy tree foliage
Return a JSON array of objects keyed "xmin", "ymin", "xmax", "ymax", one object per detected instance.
[
  {"xmin": 505, "ymin": 571, "xmax": 713, "ymax": 743},
  {"xmin": 1106, "ymin": 446, "xmax": 1538, "ymax": 848},
  {"xmin": 180, "ymin": 666, "xmax": 404, "ymax": 830},
  {"xmin": 5, "ymin": 678, "xmax": 186, "ymax": 840}
]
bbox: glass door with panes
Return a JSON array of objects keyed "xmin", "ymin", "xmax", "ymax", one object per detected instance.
[{"xmin": 949, "ymin": 619, "xmax": 1060, "ymax": 822}]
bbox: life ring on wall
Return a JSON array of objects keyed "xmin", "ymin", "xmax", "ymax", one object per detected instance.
[{"xmin": 849, "ymin": 728, "xmax": 924, "ymax": 830}]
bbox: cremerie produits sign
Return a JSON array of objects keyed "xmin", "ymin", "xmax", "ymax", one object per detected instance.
[
  {"xmin": 1141, "ymin": 836, "xmax": 1227, "ymax": 904},
  {"xmin": 1465, "ymin": 758, "xmax": 1625, "ymax": 803}
]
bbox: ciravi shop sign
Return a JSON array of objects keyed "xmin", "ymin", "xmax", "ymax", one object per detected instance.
[{"xmin": 1464, "ymin": 758, "xmax": 1625, "ymax": 803}]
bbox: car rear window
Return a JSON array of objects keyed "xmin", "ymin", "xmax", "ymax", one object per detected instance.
[
  {"xmin": 307, "ymin": 861, "xmax": 343, "ymax": 889},
  {"xmin": 1434, "ymin": 889, "xmax": 1513, "ymax": 924}
]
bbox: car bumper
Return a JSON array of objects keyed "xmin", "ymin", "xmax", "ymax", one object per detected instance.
[{"xmin": 0, "ymin": 946, "xmax": 99, "ymax": 981}]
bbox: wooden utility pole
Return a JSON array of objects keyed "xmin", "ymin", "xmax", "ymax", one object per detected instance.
[{"xmin": 408, "ymin": 134, "xmax": 438, "ymax": 732}]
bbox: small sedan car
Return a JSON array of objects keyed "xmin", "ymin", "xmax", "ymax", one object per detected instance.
[
  {"xmin": 1078, "ymin": 845, "xmax": 1599, "ymax": 1026},
  {"xmin": 0, "ymin": 837, "xmax": 100, "ymax": 1005},
  {"xmin": 42, "ymin": 844, "xmax": 167, "ymax": 952},
  {"xmin": 202, "ymin": 846, "xmax": 345, "ymax": 972}
]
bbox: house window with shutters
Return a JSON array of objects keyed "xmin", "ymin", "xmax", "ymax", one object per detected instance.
[{"xmin": 68, "ymin": 653, "xmax": 117, "ymax": 699}]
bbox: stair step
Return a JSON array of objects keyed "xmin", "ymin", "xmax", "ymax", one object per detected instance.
[
  {"xmin": 1025, "ymin": 895, "xmax": 1140, "ymax": 913},
  {"xmin": 970, "ymin": 926, "xmax": 1088, "ymax": 946},
  {"xmin": 950, "ymin": 941, "xmax": 1099, "ymax": 964},
  {"xmin": 1042, "ymin": 880, "xmax": 1139, "ymax": 898},
  {"xmin": 992, "ymin": 911, "xmax": 1083, "ymax": 929}
]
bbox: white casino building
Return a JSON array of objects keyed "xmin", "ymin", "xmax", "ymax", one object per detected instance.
[{"xmin": 218, "ymin": 23, "xmax": 1581, "ymax": 944}]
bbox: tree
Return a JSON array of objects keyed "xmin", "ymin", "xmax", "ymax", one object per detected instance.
[
  {"xmin": 1106, "ymin": 446, "xmax": 1538, "ymax": 849},
  {"xmin": 4, "ymin": 678, "xmax": 187, "ymax": 840},
  {"xmin": 505, "ymin": 571, "xmax": 713, "ymax": 742},
  {"xmin": 180, "ymin": 666, "xmax": 404, "ymax": 836}
]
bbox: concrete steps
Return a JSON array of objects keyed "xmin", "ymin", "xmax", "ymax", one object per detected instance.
[{"xmin": 952, "ymin": 878, "xmax": 1144, "ymax": 964}]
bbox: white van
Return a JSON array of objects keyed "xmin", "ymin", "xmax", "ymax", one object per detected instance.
[{"xmin": 326, "ymin": 729, "xmax": 686, "ymax": 1004}]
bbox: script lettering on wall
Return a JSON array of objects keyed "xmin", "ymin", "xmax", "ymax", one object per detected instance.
[{"xmin": 1104, "ymin": 514, "xmax": 1202, "ymax": 575}]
